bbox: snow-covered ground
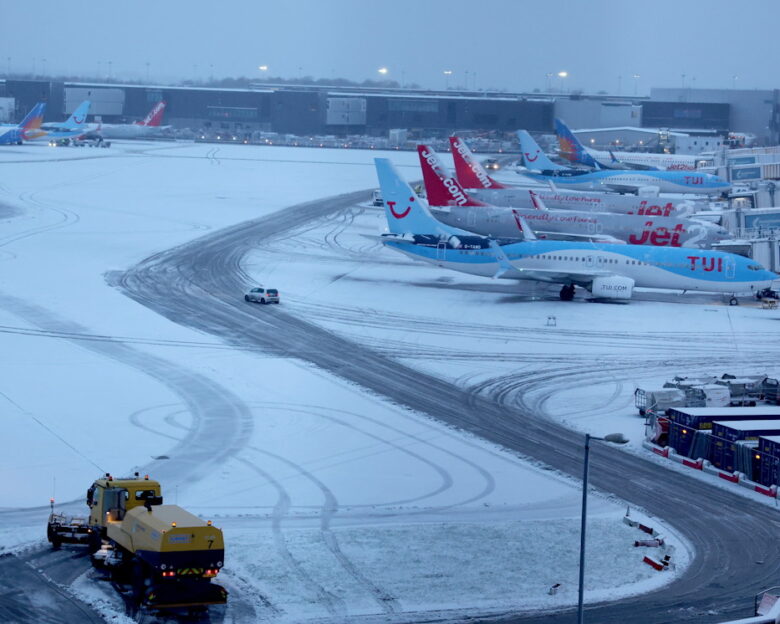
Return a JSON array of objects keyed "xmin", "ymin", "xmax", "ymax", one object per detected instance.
[{"xmin": 6, "ymin": 139, "xmax": 775, "ymax": 621}]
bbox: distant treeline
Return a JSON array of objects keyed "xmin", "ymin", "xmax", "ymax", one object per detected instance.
[{"xmin": 2, "ymin": 72, "xmax": 419, "ymax": 90}]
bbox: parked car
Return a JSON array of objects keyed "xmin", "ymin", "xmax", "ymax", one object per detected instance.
[
  {"xmin": 482, "ymin": 158, "xmax": 500, "ymax": 170},
  {"xmin": 244, "ymin": 286, "xmax": 280, "ymax": 304}
]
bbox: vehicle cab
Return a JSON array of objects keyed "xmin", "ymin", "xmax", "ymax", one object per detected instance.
[{"xmin": 87, "ymin": 473, "xmax": 163, "ymax": 529}]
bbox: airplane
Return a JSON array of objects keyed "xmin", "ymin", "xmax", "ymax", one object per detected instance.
[
  {"xmin": 420, "ymin": 145, "xmax": 728, "ymax": 248},
  {"xmin": 0, "ymin": 102, "xmax": 47, "ymax": 144},
  {"xmin": 375, "ymin": 157, "xmax": 776, "ymax": 303},
  {"xmin": 520, "ymin": 162, "xmax": 730, "ymax": 196},
  {"xmin": 40, "ymin": 100, "xmax": 91, "ymax": 132},
  {"xmin": 449, "ymin": 135, "xmax": 695, "ymax": 217},
  {"xmin": 515, "ymin": 130, "xmax": 569, "ymax": 171},
  {"xmin": 33, "ymin": 100, "xmax": 93, "ymax": 144},
  {"xmin": 92, "ymin": 101, "xmax": 171, "ymax": 139},
  {"xmin": 555, "ymin": 118, "xmax": 699, "ymax": 171}
]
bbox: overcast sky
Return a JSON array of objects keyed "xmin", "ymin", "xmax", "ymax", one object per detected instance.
[{"xmin": 3, "ymin": 1, "xmax": 778, "ymax": 94}]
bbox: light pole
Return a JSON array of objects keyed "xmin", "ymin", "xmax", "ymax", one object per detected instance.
[
  {"xmin": 577, "ymin": 432, "xmax": 628, "ymax": 624},
  {"xmin": 377, "ymin": 67, "xmax": 388, "ymax": 78},
  {"xmin": 443, "ymin": 69, "xmax": 452, "ymax": 90},
  {"xmin": 632, "ymin": 74, "xmax": 640, "ymax": 96},
  {"xmin": 557, "ymin": 71, "xmax": 568, "ymax": 93},
  {"xmin": 546, "ymin": 72, "xmax": 553, "ymax": 92}
]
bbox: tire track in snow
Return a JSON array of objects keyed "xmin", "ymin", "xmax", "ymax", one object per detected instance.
[
  {"xmin": 117, "ymin": 187, "xmax": 780, "ymax": 623},
  {"xmin": 0, "ymin": 293, "xmax": 254, "ymax": 514}
]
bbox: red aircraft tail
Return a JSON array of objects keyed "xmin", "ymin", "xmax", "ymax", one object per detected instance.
[
  {"xmin": 448, "ymin": 136, "xmax": 506, "ymax": 189},
  {"xmin": 417, "ymin": 145, "xmax": 487, "ymax": 207},
  {"xmin": 136, "ymin": 101, "xmax": 167, "ymax": 126}
]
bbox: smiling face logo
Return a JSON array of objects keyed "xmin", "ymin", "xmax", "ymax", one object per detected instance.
[
  {"xmin": 525, "ymin": 151, "xmax": 539, "ymax": 162},
  {"xmin": 387, "ymin": 196, "xmax": 414, "ymax": 219},
  {"xmin": 73, "ymin": 115, "xmax": 85, "ymax": 124}
]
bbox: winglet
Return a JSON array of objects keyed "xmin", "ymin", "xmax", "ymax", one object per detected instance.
[
  {"xmin": 417, "ymin": 145, "xmax": 487, "ymax": 207},
  {"xmin": 488, "ymin": 239, "xmax": 514, "ymax": 279},
  {"xmin": 511, "ymin": 209, "xmax": 538, "ymax": 241},
  {"xmin": 546, "ymin": 179, "xmax": 559, "ymax": 193},
  {"xmin": 528, "ymin": 189, "xmax": 549, "ymax": 211},
  {"xmin": 449, "ymin": 136, "xmax": 507, "ymax": 189}
]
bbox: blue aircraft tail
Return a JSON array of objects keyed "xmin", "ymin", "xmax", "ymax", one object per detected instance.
[
  {"xmin": 61, "ymin": 100, "xmax": 91, "ymax": 130},
  {"xmin": 516, "ymin": 130, "xmax": 567, "ymax": 171},
  {"xmin": 18, "ymin": 102, "xmax": 46, "ymax": 129},
  {"xmin": 554, "ymin": 118, "xmax": 600, "ymax": 168},
  {"xmin": 374, "ymin": 158, "xmax": 468, "ymax": 236}
]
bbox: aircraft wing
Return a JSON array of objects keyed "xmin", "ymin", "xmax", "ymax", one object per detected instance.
[
  {"xmin": 493, "ymin": 263, "xmax": 612, "ymax": 286},
  {"xmin": 602, "ymin": 182, "xmax": 642, "ymax": 194},
  {"xmin": 532, "ymin": 230, "xmax": 626, "ymax": 244},
  {"xmin": 487, "ymin": 240, "xmax": 610, "ymax": 285},
  {"xmin": 45, "ymin": 129, "xmax": 86, "ymax": 139}
]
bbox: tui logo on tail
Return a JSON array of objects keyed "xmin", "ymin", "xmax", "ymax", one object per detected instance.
[{"xmin": 387, "ymin": 196, "xmax": 414, "ymax": 219}]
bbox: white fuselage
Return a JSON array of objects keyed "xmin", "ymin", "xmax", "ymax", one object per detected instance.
[{"xmin": 385, "ymin": 238, "xmax": 776, "ymax": 296}]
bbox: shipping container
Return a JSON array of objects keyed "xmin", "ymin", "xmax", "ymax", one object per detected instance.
[
  {"xmin": 710, "ymin": 420, "xmax": 780, "ymax": 472},
  {"xmin": 758, "ymin": 435, "xmax": 780, "ymax": 487},
  {"xmin": 733, "ymin": 440, "xmax": 761, "ymax": 480},
  {"xmin": 666, "ymin": 407, "xmax": 780, "ymax": 458}
]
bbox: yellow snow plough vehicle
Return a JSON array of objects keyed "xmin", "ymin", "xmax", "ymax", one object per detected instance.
[{"xmin": 47, "ymin": 473, "xmax": 227, "ymax": 609}]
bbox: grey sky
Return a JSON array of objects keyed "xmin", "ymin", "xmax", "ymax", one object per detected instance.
[{"xmin": 3, "ymin": 0, "xmax": 778, "ymax": 94}]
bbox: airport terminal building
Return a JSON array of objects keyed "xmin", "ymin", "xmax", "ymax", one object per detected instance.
[{"xmin": 1, "ymin": 78, "xmax": 779, "ymax": 146}]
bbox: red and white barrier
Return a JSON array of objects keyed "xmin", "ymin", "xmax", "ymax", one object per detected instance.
[
  {"xmin": 634, "ymin": 538, "xmax": 665, "ymax": 547},
  {"xmin": 737, "ymin": 477, "xmax": 777, "ymax": 498},
  {"xmin": 643, "ymin": 440, "xmax": 780, "ymax": 499},
  {"xmin": 642, "ymin": 555, "xmax": 664, "ymax": 571}
]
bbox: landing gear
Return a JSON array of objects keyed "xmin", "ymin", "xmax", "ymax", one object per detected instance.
[
  {"xmin": 559, "ymin": 284, "xmax": 575, "ymax": 301},
  {"xmin": 729, "ymin": 296, "xmax": 739, "ymax": 306}
]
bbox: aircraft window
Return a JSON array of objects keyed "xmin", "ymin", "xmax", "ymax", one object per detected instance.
[{"xmin": 748, "ymin": 264, "xmax": 761, "ymax": 271}]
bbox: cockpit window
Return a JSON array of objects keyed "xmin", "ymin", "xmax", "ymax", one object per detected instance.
[{"xmin": 747, "ymin": 264, "xmax": 762, "ymax": 271}]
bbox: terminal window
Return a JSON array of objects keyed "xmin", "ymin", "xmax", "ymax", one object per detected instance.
[
  {"xmin": 207, "ymin": 106, "xmax": 258, "ymax": 120},
  {"xmin": 387, "ymin": 100, "xmax": 438, "ymax": 113}
]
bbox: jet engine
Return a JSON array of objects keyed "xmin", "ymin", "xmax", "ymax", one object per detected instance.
[{"xmin": 590, "ymin": 276, "xmax": 634, "ymax": 300}]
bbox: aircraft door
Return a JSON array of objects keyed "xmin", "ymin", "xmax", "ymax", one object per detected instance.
[
  {"xmin": 724, "ymin": 256, "xmax": 736, "ymax": 279},
  {"xmin": 467, "ymin": 209, "xmax": 477, "ymax": 227},
  {"xmin": 585, "ymin": 254, "xmax": 595, "ymax": 268},
  {"xmin": 586, "ymin": 221, "xmax": 603, "ymax": 235},
  {"xmin": 436, "ymin": 241, "xmax": 447, "ymax": 263}
]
